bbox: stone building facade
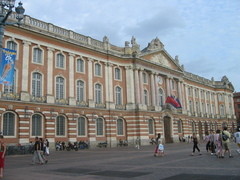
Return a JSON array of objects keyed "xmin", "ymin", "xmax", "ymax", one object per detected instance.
[{"xmin": 0, "ymin": 14, "xmax": 236, "ymax": 147}]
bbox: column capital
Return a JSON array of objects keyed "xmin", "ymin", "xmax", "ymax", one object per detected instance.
[
  {"xmin": 22, "ymin": 40, "xmax": 31, "ymax": 46},
  {"xmin": 68, "ymin": 53, "xmax": 75, "ymax": 57},
  {"xmin": 47, "ymin": 47, "xmax": 55, "ymax": 52}
]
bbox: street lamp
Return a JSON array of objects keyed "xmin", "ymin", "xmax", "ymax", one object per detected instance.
[{"xmin": 0, "ymin": 0, "xmax": 25, "ymax": 49}]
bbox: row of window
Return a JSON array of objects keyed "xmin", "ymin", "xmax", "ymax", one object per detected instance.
[
  {"xmin": 188, "ymin": 87, "xmax": 232, "ymax": 103},
  {"xmin": 4, "ymin": 71, "xmax": 166, "ymax": 106},
  {"xmin": 2, "ymin": 112, "xmax": 156, "ymax": 137},
  {"xmin": 188, "ymin": 100, "xmax": 232, "ymax": 116}
]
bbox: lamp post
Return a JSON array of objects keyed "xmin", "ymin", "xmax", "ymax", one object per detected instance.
[{"xmin": 0, "ymin": 0, "xmax": 25, "ymax": 50}]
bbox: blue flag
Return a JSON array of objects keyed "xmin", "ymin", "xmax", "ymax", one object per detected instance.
[{"xmin": 0, "ymin": 48, "xmax": 16, "ymax": 85}]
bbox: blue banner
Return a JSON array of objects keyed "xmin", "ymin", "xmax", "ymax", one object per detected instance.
[{"xmin": 0, "ymin": 48, "xmax": 16, "ymax": 85}]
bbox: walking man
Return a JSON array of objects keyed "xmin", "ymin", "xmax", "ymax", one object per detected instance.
[{"xmin": 222, "ymin": 126, "xmax": 233, "ymax": 158}]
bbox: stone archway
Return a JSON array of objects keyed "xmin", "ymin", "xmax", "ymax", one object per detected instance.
[{"xmin": 164, "ymin": 116, "xmax": 173, "ymax": 143}]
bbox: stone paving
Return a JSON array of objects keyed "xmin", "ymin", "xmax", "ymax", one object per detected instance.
[{"xmin": 4, "ymin": 142, "xmax": 240, "ymax": 180}]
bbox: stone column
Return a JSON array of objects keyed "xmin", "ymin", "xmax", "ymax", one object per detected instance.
[
  {"xmin": 185, "ymin": 85, "xmax": 189, "ymax": 113},
  {"xmin": 134, "ymin": 68, "xmax": 140, "ymax": 104},
  {"xmin": 88, "ymin": 58, "xmax": 94, "ymax": 107},
  {"xmin": 154, "ymin": 74, "xmax": 159, "ymax": 106},
  {"xmin": 46, "ymin": 47, "xmax": 55, "ymax": 103},
  {"xmin": 150, "ymin": 72, "xmax": 156, "ymax": 106},
  {"xmin": 68, "ymin": 53, "xmax": 76, "ymax": 105},
  {"xmin": 139, "ymin": 69, "xmax": 144, "ymax": 104},
  {"xmin": 166, "ymin": 76, "xmax": 171, "ymax": 97},
  {"xmin": 105, "ymin": 62, "xmax": 114, "ymax": 109},
  {"xmin": 214, "ymin": 93, "xmax": 219, "ymax": 116},
  {"xmin": 192, "ymin": 87, "xmax": 196, "ymax": 115},
  {"xmin": 125, "ymin": 65, "xmax": 136, "ymax": 109},
  {"xmin": 178, "ymin": 80, "xmax": 183, "ymax": 108},
  {"xmin": 20, "ymin": 41, "xmax": 31, "ymax": 101},
  {"xmin": 224, "ymin": 93, "xmax": 229, "ymax": 116}
]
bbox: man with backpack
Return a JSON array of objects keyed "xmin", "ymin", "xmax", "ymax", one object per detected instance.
[{"xmin": 222, "ymin": 126, "xmax": 233, "ymax": 158}]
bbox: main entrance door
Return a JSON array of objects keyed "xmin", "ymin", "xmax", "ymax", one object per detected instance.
[{"xmin": 164, "ymin": 116, "xmax": 173, "ymax": 143}]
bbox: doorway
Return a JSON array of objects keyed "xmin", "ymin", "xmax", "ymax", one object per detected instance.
[{"xmin": 164, "ymin": 116, "xmax": 173, "ymax": 143}]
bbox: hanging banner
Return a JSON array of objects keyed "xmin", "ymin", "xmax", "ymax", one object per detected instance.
[{"xmin": 0, "ymin": 48, "xmax": 16, "ymax": 85}]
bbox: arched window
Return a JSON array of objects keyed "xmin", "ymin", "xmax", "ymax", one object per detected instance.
[
  {"xmin": 95, "ymin": 83, "xmax": 102, "ymax": 104},
  {"xmin": 115, "ymin": 86, "xmax": 122, "ymax": 105},
  {"xmin": 33, "ymin": 47, "xmax": 42, "ymax": 63},
  {"xmin": 56, "ymin": 116, "xmax": 65, "ymax": 136},
  {"xmin": 3, "ymin": 112, "xmax": 15, "ymax": 136},
  {"xmin": 192, "ymin": 122, "xmax": 196, "ymax": 133},
  {"xmin": 76, "ymin": 59, "xmax": 84, "ymax": 72},
  {"xmin": 178, "ymin": 120, "xmax": 183, "ymax": 133},
  {"xmin": 32, "ymin": 72, "xmax": 42, "ymax": 97},
  {"xmin": 77, "ymin": 80, "xmax": 84, "ymax": 102},
  {"xmin": 7, "ymin": 41, "xmax": 17, "ymax": 51},
  {"xmin": 144, "ymin": 90, "xmax": 148, "ymax": 105},
  {"xmin": 56, "ymin": 53, "xmax": 64, "ymax": 68},
  {"xmin": 115, "ymin": 68, "xmax": 121, "ymax": 80},
  {"xmin": 117, "ymin": 119, "xmax": 124, "ymax": 135},
  {"xmin": 78, "ymin": 117, "xmax": 86, "ymax": 136},
  {"xmin": 96, "ymin": 118, "xmax": 104, "ymax": 136},
  {"xmin": 148, "ymin": 119, "xmax": 154, "ymax": 135},
  {"xmin": 56, "ymin": 77, "xmax": 64, "ymax": 100},
  {"xmin": 220, "ymin": 105, "xmax": 225, "ymax": 116},
  {"xmin": 95, "ymin": 63, "xmax": 101, "ymax": 76},
  {"xmin": 158, "ymin": 89, "xmax": 164, "ymax": 106},
  {"xmin": 32, "ymin": 114, "xmax": 42, "ymax": 136}
]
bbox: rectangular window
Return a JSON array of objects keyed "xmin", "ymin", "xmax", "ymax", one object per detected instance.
[
  {"xmin": 33, "ymin": 48, "xmax": 42, "ymax": 64},
  {"xmin": 77, "ymin": 59, "xmax": 84, "ymax": 72},
  {"xmin": 56, "ymin": 54, "xmax": 64, "ymax": 68}
]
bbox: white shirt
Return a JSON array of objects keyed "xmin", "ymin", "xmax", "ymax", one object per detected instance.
[{"xmin": 234, "ymin": 132, "xmax": 240, "ymax": 144}]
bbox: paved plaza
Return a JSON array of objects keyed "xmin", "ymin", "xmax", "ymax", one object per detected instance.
[{"xmin": 4, "ymin": 142, "xmax": 240, "ymax": 180}]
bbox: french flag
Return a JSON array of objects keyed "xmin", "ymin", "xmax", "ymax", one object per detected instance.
[{"xmin": 165, "ymin": 96, "xmax": 182, "ymax": 108}]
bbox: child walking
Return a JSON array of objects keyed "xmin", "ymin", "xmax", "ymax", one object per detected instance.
[{"xmin": 158, "ymin": 140, "xmax": 165, "ymax": 157}]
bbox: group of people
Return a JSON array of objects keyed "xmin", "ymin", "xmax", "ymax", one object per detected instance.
[
  {"xmin": 192, "ymin": 126, "xmax": 240, "ymax": 158},
  {"xmin": 31, "ymin": 137, "xmax": 49, "ymax": 165}
]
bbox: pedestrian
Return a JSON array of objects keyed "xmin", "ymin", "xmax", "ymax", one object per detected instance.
[
  {"xmin": 31, "ymin": 137, "xmax": 44, "ymax": 165},
  {"xmin": 234, "ymin": 127, "xmax": 240, "ymax": 154},
  {"xmin": 222, "ymin": 126, "xmax": 233, "ymax": 158},
  {"xmin": 191, "ymin": 134, "xmax": 202, "ymax": 156},
  {"xmin": 39, "ymin": 138, "xmax": 48, "ymax": 164},
  {"xmin": 135, "ymin": 137, "xmax": 141, "ymax": 150},
  {"xmin": 215, "ymin": 129, "xmax": 223, "ymax": 158},
  {"xmin": 209, "ymin": 130, "xmax": 216, "ymax": 155},
  {"xmin": 45, "ymin": 139, "xmax": 50, "ymax": 156},
  {"xmin": 0, "ymin": 134, "xmax": 6, "ymax": 179},
  {"xmin": 204, "ymin": 131, "xmax": 210, "ymax": 152},
  {"xmin": 154, "ymin": 133, "xmax": 161, "ymax": 157},
  {"xmin": 157, "ymin": 140, "xmax": 164, "ymax": 157}
]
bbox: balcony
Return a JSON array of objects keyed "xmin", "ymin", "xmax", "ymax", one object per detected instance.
[
  {"xmin": 115, "ymin": 104, "xmax": 126, "ymax": 110},
  {"xmin": 77, "ymin": 101, "xmax": 88, "ymax": 107},
  {"xmin": 55, "ymin": 98, "xmax": 69, "ymax": 105},
  {"xmin": 30, "ymin": 96, "xmax": 46, "ymax": 103},
  {"xmin": 2, "ymin": 93, "xmax": 20, "ymax": 101}
]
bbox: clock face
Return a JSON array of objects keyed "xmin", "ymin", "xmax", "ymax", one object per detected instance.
[{"xmin": 158, "ymin": 76, "xmax": 163, "ymax": 84}]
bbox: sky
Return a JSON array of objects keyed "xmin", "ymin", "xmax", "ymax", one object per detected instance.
[{"xmin": 19, "ymin": 0, "xmax": 240, "ymax": 92}]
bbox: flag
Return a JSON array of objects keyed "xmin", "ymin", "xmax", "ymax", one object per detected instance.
[
  {"xmin": 165, "ymin": 96, "xmax": 181, "ymax": 108},
  {"xmin": 0, "ymin": 48, "xmax": 16, "ymax": 85}
]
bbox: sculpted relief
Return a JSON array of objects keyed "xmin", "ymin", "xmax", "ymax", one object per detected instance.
[{"xmin": 151, "ymin": 54, "xmax": 171, "ymax": 67}]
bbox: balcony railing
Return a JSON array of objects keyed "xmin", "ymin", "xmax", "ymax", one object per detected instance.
[{"xmin": 2, "ymin": 93, "xmax": 20, "ymax": 101}]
